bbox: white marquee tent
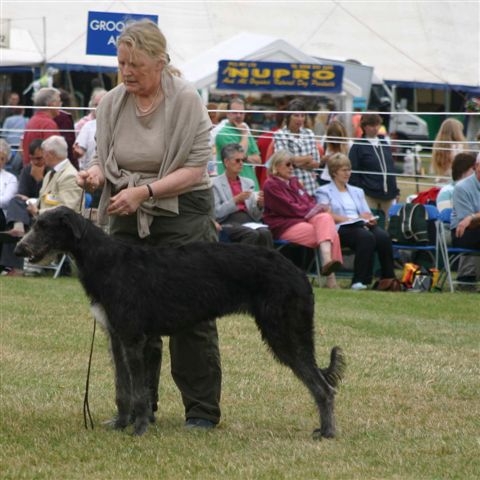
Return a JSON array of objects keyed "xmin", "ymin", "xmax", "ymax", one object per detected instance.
[{"xmin": 0, "ymin": 0, "xmax": 478, "ymax": 92}]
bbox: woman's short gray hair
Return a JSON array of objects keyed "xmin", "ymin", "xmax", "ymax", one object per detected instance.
[{"xmin": 268, "ymin": 149, "xmax": 293, "ymax": 176}]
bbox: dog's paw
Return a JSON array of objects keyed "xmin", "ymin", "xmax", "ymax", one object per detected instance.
[
  {"xmin": 312, "ymin": 428, "xmax": 335, "ymax": 440},
  {"xmin": 132, "ymin": 418, "xmax": 149, "ymax": 436},
  {"xmin": 103, "ymin": 415, "xmax": 129, "ymax": 430}
]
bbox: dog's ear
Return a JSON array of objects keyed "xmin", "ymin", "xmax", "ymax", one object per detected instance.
[{"xmin": 60, "ymin": 207, "xmax": 84, "ymax": 240}]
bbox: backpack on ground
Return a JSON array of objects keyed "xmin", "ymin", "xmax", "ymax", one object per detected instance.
[{"xmin": 388, "ymin": 203, "xmax": 430, "ymax": 245}]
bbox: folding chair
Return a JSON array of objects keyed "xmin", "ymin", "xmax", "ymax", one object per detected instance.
[
  {"xmin": 23, "ymin": 254, "xmax": 68, "ymax": 278},
  {"xmin": 436, "ymin": 208, "xmax": 480, "ymax": 292},
  {"xmin": 274, "ymin": 239, "xmax": 322, "ymax": 286}
]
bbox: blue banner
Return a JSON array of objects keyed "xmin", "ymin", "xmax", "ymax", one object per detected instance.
[
  {"xmin": 217, "ymin": 60, "xmax": 344, "ymax": 93},
  {"xmin": 86, "ymin": 11, "xmax": 158, "ymax": 56}
]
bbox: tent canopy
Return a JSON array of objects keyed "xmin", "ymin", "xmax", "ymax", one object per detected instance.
[
  {"xmin": 0, "ymin": 1, "xmax": 478, "ymax": 91},
  {"xmin": 180, "ymin": 32, "xmax": 362, "ymax": 97}
]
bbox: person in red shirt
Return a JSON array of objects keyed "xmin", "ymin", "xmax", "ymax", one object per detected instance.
[{"xmin": 21, "ymin": 88, "xmax": 61, "ymax": 166}]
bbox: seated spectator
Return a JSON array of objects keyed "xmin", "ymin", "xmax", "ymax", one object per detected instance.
[
  {"xmin": 0, "ymin": 139, "xmax": 50, "ymax": 274},
  {"xmin": 213, "ymin": 143, "xmax": 272, "ymax": 248},
  {"xmin": 0, "ymin": 139, "xmax": 18, "ymax": 219},
  {"xmin": 263, "ymin": 150, "xmax": 342, "ymax": 289},
  {"xmin": 0, "ymin": 139, "xmax": 19, "ymax": 274},
  {"xmin": 437, "ymin": 152, "xmax": 479, "ymax": 287},
  {"xmin": 437, "ymin": 153, "xmax": 476, "ymax": 213},
  {"xmin": 450, "ymin": 152, "xmax": 480, "ymax": 282},
  {"xmin": 315, "ymin": 153, "xmax": 396, "ymax": 290}
]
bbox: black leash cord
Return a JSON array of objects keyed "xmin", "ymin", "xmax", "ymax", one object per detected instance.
[
  {"xmin": 83, "ymin": 316, "xmax": 96, "ymax": 430},
  {"xmin": 81, "ymin": 191, "xmax": 96, "ymax": 430}
]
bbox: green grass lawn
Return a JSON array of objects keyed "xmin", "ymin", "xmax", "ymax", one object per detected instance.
[{"xmin": 1, "ymin": 277, "xmax": 479, "ymax": 479}]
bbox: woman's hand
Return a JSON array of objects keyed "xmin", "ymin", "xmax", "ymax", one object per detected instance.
[
  {"xmin": 256, "ymin": 190, "xmax": 265, "ymax": 208},
  {"xmin": 107, "ymin": 186, "xmax": 148, "ymax": 216},
  {"xmin": 77, "ymin": 165, "xmax": 105, "ymax": 192},
  {"xmin": 234, "ymin": 190, "xmax": 252, "ymax": 204}
]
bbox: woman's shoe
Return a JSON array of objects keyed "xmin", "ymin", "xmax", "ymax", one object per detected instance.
[{"xmin": 321, "ymin": 260, "xmax": 342, "ymax": 276}]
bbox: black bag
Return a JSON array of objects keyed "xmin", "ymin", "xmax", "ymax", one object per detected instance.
[{"xmin": 388, "ymin": 203, "xmax": 430, "ymax": 245}]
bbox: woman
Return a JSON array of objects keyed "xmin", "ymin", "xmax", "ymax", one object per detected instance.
[
  {"xmin": 319, "ymin": 119, "xmax": 350, "ymax": 184},
  {"xmin": 263, "ymin": 150, "xmax": 342, "ymax": 289},
  {"xmin": 315, "ymin": 153, "xmax": 396, "ymax": 290},
  {"xmin": 273, "ymin": 98, "xmax": 321, "ymax": 195},
  {"xmin": 348, "ymin": 113, "xmax": 399, "ymax": 220},
  {"xmin": 431, "ymin": 118, "xmax": 466, "ymax": 181},
  {"xmin": 77, "ymin": 20, "xmax": 221, "ymax": 430},
  {"xmin": 213, "ymin": 143, "xmax": 273, "ymax": 248}
]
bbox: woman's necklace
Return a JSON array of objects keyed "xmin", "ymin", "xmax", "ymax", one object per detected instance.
[{"xmin": 134, "ymin": 84, "xmax": 162, "ymax": 115}]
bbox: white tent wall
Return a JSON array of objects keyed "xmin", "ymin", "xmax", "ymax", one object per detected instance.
[{"xmin": 1, "ymin": 1, "xmax": 478, "ymax": 89}]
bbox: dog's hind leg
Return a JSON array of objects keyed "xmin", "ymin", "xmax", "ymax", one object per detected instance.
[
  {"xmin": 255, "ymin": 310, "xmax": 340, "ymax": 439},
  {"xmin": 290, "ymin": 346, "xmax": 345, "ymax": 439}
]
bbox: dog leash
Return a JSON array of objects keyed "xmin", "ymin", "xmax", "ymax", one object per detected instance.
[
  {"xmin": 83, "ymin": 317, "xmax": 96, "ymax": 430},
  {"xmin": 81, "ymin": 191, "xmax": 96, "ymax": 430}
]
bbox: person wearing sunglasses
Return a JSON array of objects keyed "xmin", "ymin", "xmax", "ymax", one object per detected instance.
[
  {"xmin": 213, "ymin": 143, "xmax": 273, "ymax": 248},
  {"xmin": 263, "ymin": 149, "xmax": 342, "ymax": 289}
]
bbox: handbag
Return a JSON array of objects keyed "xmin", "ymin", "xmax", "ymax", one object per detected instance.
[{"xmin": 372, "ymin": 278, "xmax": 403, "ymax": 292}]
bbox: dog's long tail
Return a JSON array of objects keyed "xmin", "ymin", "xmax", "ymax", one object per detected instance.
[{"xmin": 320, "ymin": 346, "xmax": 346, "ymax": 389}]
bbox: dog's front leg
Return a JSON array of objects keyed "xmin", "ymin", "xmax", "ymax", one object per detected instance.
[
  {"xmin": 108, "ymin": 333, "xmax": 132, "ymax": 430},
  {"xmin": 123, "ymin": 339, "xmax": 151, "ymax": 436}
]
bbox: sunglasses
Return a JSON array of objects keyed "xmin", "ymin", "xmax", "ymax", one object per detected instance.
[
  {"xmin": 231, "ymin": 157, "xmax": 246, "ymax": 164},
  {"xmin": 284, "ymin": 162, "xmax": 294, "ymax": 168}
]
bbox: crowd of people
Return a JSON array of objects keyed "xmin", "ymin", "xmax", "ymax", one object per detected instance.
[{"xmin": 1, "ymin": 20, "xmax": 479, "ymax": 288}]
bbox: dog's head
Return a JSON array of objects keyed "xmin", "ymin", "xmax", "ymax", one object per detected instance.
[{"xmin": 15, "ymin": 206, "xmax": 85, "ymax": 263}]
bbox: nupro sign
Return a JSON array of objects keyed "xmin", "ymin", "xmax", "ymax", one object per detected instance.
[{"xmin": 86, "ymin": 11, "xmax": 158, "ymax": 56}]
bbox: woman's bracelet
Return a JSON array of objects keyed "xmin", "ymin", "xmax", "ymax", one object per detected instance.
[{"xmin": 146, "ymin": 184, "xmax": 154, "ymax": 199}]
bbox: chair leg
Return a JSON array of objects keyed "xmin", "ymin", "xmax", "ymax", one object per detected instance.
[{"xmin": 314, "ymin": 248, "xmax": 323, "ymax": 287}]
